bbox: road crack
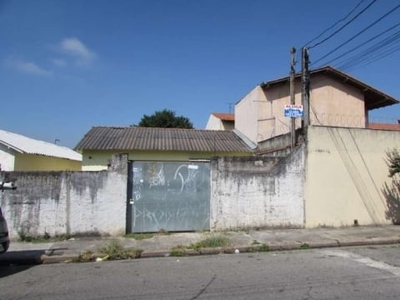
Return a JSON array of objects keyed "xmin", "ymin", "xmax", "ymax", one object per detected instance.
[{"xmin": 189, "ymin": 275, "xmax": 216, "ymax": 300}]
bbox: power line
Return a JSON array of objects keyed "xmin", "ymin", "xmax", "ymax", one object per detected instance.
[
  {"xmin": 312, "ymin": 3, "xmax": 400, "ymax": 66},
  {"xmin": 340, "ymin": 30, "xmax": 400, "ymax": 68},
  {"xmin": 309, "ymin": 0, "xmax": 378, "ymax": 49},
  {"xmin": 339, "ymin": 32, "xmax": 400, "ymax": 70},
  {"xmin": 304, "ymin": 0, "xmax": 367, "ymax": 47},
  {"xmin": 353, "ymin": 45, "xmax": 400, "ymax": 69},
  {"xmin": 317, "ymin": 21, "xmax": 400, "ymax": 67}
]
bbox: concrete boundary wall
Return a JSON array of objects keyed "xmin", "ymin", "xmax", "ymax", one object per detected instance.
[
  {"xmin": 305, "ymin": 126, "xmax": 400, "ymax": 228},
  {"xmin": 1, "ymin": 147, "xmax": 308, "ymax": 238},
  {"xmin": 0, "ymin": 154, "xmax": 128, "ymax": 240},
  {"xmin": 210, "ymin": 145, "xmax": 305, "ymax": 230}
]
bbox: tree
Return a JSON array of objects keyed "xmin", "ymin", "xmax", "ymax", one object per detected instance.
[
  {"xmin": 135, "ymin": 109, "xmax": 193, "ymax": 129},
  {"xmin": 383, "ymin": 149, "xmax": 400, "ymax": 224},
  {"xmin": 386, "ymin": 149, "xmax": 400, "ymax": 178}
]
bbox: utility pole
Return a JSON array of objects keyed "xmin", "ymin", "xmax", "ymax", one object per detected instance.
[
  {"xmin": 301, "ymin": 47, "xmax": 310, "ymax": 134},
  {"xmin": 290, "ymin": 47, "xmax": 296, "ymax": 150}
]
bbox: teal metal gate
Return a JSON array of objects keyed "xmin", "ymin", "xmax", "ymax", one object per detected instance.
[{"xmin": 127, "ymin": 161, "xmax": 210, "ymax": 233}]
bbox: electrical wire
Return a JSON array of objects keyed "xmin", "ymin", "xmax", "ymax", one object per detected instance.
[
  {"xmin": 340, "ymin": 31, "xmax": 400, "ymax": 68},
  {"xmin": 332, "ymin": 28, "xmax": 400, "ymax": 70},
  {"xmin": 304, "ymin": 0, "xmax": 367, "ymax": 47},
  {"xmin": 308, "ymin": 0, "xmax": 377, "ymax": 49},
  {"xmin": 312, "ymin": 3, "xmax": 400, "ymax": 66},
  {"xmin": 353, "ymin": 45, "xmax": 400, "ymax": 70},
  {"xmin": 316, "ymin": 21, "xmax": 400, "ymax": 67},
  {"xmin": 339, "ymin": 34, "xmax": 400, "ymax": 70}
]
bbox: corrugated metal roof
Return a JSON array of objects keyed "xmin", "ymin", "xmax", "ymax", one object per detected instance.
[
  {"xmin": 75, "ymin": 126, "xmax": 253, "ymax": 153},
  {"xmin": 0, "ymin": 129, "xmax": 82, "ymax": 161},
  {"xmin": 212, "ymin": 113, "xmax": 235, "ymax": 121}
]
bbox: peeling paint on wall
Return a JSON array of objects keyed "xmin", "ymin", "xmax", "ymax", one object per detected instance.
[
  {"xmin": 0, "ymin": 154, "xmax": 128, "ymax": 239},
  {"xmin": 210, "ymin": 145, "xmax": 305, "ymax": 230},
  {"xmin": 69, "ymin": 171, "xmax": 108, "ymax": 203}
]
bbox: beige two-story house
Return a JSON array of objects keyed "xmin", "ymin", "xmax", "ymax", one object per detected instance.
[{"xmin": 235, "ymin": 66, "xmax": 398, "ymax": 144}]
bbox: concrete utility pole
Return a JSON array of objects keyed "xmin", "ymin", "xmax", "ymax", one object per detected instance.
[
  {"xmin": 301, "ymin": 47, "xmax": 310, "ymax": 133},
  {"xmin": 290, "ymin": 47, "xmax": 296, "ymax": 150}
]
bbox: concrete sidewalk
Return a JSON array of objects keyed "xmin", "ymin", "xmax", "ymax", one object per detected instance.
[{"xmin": 1, "ymin": 225, "xmax": 400, "ymax": 265}]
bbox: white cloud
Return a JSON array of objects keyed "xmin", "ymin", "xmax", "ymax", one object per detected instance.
[
  {"xmin": 50, "ymin": 58, "xmax": 67, "ymax": 67},
  {"xmin": 6, "ymin": 58, "xmax": 52, "ymax": 76},
  {"xmin": 59, "ymin": 37, "xmax": 96, "ymax": 65}
]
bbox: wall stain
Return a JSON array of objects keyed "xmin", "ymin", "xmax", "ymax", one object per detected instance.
[{"xmin": 69, "ymin": 171, "xmax": 108, "ymax": 203}]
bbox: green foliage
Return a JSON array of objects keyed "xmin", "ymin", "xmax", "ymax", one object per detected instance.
[
  {"xmin": 135, "ymin": 109, "xmax": 193, "ymax": 129},
  {"xmin": 170, "ymin": 245, "xmax": 187, "ymax": 257},
  {"xmin": 18, "ymin": 232, "xmax": 71, "ymax": 243},
  {"xmin": 259, "ymin": 243, "xmax": 270, "ymax": 252},
  {"xmin": 72, "ymin": 251, "xmax": 95, "ymax": 263},
  {"xmin": 384, "ymin": 149, "xmax": 400, "ymax": 225},
  {"xmin": 124, "ymin": 233, "xmax": 155, "ymax": 240},
  {"xmin": 248, "ymin": 243, "xmax": 269, "ymax": 253},
  {"xmin": 386, "ymin": 149, "xmax": 400, "ymax": 178},
  {"xmin": 98, "ymin": 240, "xmax": 142, "ymax": 260},
  {"xmin": 187, "ymin": 234, "xmax": 230, "ymax": 251},
  {"xmin": 299, "ymin": 243, "xmax": 310, "ymax": 250}
]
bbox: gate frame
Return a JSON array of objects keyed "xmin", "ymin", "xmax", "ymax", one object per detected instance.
[{"xmin": 126, "ymin": 160, "xmax": 134, "ymax": 234}]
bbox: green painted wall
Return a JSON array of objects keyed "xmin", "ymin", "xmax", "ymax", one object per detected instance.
[
  {"xmin": 82, "ymin": 150, "xmax": 252, "ymax": 171},
  {"xmin": 14, "ymin": 153, "xmax": 82, "ymax": 171}
]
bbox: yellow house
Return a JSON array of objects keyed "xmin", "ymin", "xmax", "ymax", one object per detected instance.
[
  {"xmin": 0, "ymin": 129, "xmax": 82, "ymax": 171},
  {"xmin": 75, "ymin": 126, "xmax": 255, "ymax": 171},
  {"xmin": 235, "ymin": 66, "xmax": 398, "ymax": 144}
]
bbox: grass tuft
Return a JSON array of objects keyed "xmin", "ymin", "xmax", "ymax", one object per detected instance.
[
  {"xmin": 259, "ymin": 243, "xmax": 269, "ymax": 252},
  {"xmin": 72, "ymin": 251, "xmax": 95, "ymax": 263},
  {"xmin": 124, "ymin": 233, "xmax": 155, "ymax": 240},
  {"xmin": 188, "ymin": 234, "xmax": 231, "ymax": 251},
  {"xmin": 170, "ymin": 245, "xmax": 187, "ymax": 257},
  {"xmin": 18, "ymin": 233, "xmax": 71, "ymax": 243},
  {"xmin": 299, "ymin": 243, "xmax": 310, "ymax": 250},
  {"xmin": 98, "ymin": 240, "xmax": 142, "ymax": 260}
]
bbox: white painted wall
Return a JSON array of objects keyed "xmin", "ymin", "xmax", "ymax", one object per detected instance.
[
  {"xmin": 1, "ymin": 154, "xmax": 128, "ymax": 239},
  {"xmin": 205, "ymin": 115, "xmax": 222, "ymax": 130},
  {"xmin": 0, "ymin": 144, "xmax": 15, "ymax": 171},
  {"xmin": 205, "ymin": 115, "xmax": 234, "ymax": 131},
  {"xmin": 210, "ymin": 145, "xmax": 305, "ymax": 230},
  {"xmin": 67, "ymin": 171, "xmax": 127, "ymax": 236}
]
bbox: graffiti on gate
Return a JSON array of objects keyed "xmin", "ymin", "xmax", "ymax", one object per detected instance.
[{"xmin": 130, "ymin": 162, "xmax": 210, "ymax": 232}]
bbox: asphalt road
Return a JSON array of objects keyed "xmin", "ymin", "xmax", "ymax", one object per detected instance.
[{"xmin": 2, "ymin": 245, "xmax": 400, "ymax": 300}]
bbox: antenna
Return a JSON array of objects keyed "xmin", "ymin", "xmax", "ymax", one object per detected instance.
[{"xmin": 226, "ymin": 102, "xmax": 234, "ymax": 113}]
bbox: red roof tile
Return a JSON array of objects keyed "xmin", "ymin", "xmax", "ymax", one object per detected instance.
[
  {"xmin": 368, "ymin": 123, "xmax": 400, "ymax": 131},
  {"xmin": 211, "ymin": 113, "xmax": 235, "ymax": 121}
]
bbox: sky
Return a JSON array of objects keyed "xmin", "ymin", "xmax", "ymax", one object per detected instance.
[{"xmin": 1, "ymin": 0, "xmax": 400, "ymax": 148}]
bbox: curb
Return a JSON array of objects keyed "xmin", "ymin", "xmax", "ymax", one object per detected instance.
[
  {"xmin": 41, "ymin": 255, "xmax": 79, "ymax": 264},
  {"xmin": 140, "ymin": 250, "xmax": 170, "ymax": 258},
  {"xmin": 2, "ymin": 238, "xmax": 400, "ymax": 265},
  {"xmin": 337, "ymin": 237, "xmax": 400, "ymax": 247},
  {"xmin": 307, "ymin": 240, "xmax": 339, "ymax": 248}
]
